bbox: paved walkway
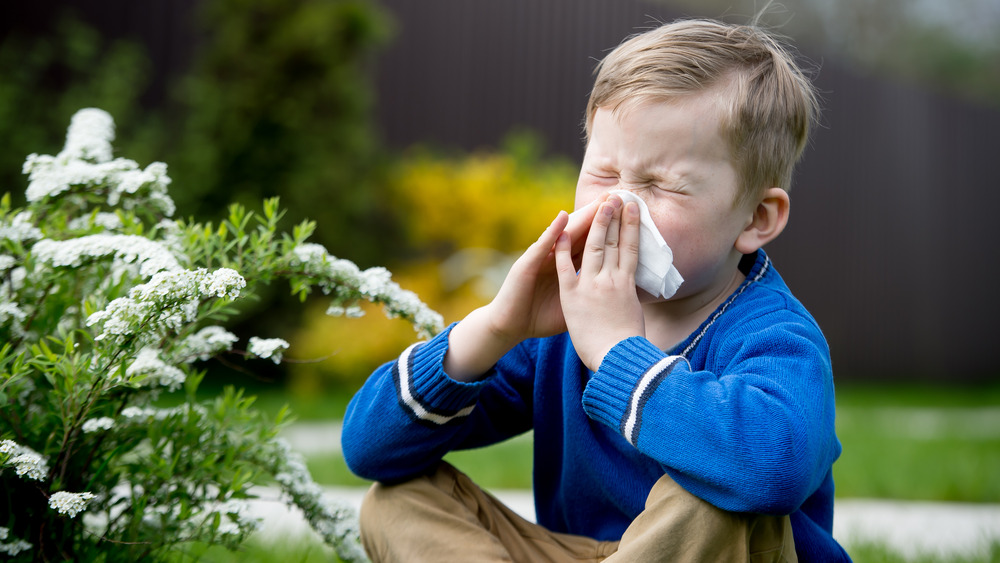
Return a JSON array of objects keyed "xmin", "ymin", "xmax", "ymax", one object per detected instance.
[{"xmin": 273, "ymin": 423, "xmax": 1000, "ymax": 560}]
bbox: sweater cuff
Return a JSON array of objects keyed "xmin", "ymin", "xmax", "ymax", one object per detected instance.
[
  {"xmin": 397, "ymin": 323, "xmax": 487, "ymax": 424},
  {"xmin": 583, "ymin": 336, "xmax": 680, "ymax": 443}
]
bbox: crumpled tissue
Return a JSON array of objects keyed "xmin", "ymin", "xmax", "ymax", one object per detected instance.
[{"xmin": 609, "ymin": 189, "xmax": 684, "ymax": 299}]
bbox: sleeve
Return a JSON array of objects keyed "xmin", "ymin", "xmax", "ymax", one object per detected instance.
[
  {"xmin": 341, "ymin": 323, "xmax": 535, "ymax": 483},
  {"xmin": 581, "ymin": 312, "xmax": 840, "ymax": 515}
]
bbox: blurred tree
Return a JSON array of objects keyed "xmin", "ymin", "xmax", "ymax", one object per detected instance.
[
  {"xmin": 171, "ymin": 0, "xmax": 397, "ymax": 266},
  {"xmin": 0, "ymin": 15, "xmax": 161, "ymax": 205}
]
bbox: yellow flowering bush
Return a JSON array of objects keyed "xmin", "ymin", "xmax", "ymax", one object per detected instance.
[{"xmin": 390, "ymin": 146, "xmax": 577, "ymax": 253}]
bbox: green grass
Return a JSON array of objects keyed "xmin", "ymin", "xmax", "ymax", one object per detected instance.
[
  {"xmin": 845, "ymin": 539, "xmax": 1000, "ymax": 563},
  {"xmin": 287, "ymin": 382, "xmax": 1000, "ymax": 504},
  {"xmin": 165, "ymin": 535, "xmax": 342, "ymax": 563}
]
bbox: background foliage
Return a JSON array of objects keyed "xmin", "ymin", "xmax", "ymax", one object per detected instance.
[{"xmin": 288, "ymin": 134, "xmax": 577, "ymax": 394}]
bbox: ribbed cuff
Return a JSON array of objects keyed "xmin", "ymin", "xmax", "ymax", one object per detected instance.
[
  {"xmin": 582, "ymin": 336, "xmax": 667, "ymax": 428},
  {"xmin": 406, "ymin": 323, "xmax": 488, "ymax": 414}
]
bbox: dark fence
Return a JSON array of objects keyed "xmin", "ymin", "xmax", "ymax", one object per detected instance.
[
  {"xmin": 7, "ymin": 0, "xmax": 1000, "ymax": 382},
  {"xmin": 372, "ymin": 0, "xmax": 1000, "ymax": 383}
]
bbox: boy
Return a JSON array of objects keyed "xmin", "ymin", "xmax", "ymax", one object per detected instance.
[{"xmin": 343, "ymin": 18, "xmax": 849, "ymax": 562}]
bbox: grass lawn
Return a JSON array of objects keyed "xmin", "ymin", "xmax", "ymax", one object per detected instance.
[{"xmin": 289, "ymin": 381, "xmax": 1000, "ymax": 504}]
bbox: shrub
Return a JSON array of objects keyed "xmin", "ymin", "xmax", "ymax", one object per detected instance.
[{"xmin": 0, "ymin": 108, "xmax": 441, "ymax": 561}]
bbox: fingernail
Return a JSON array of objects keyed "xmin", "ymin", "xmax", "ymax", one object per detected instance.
[{"xmin": 602, "ymin": 203, "xmax": 615, "ymax": 216}]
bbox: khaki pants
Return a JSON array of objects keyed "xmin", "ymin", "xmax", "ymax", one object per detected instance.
[{"xmin": 360, "ymin": 462, "xmax": 796, "ymax": 562}]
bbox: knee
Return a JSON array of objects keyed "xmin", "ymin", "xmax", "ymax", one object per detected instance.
[
  {"xmin": 635, "ymin": 473, "xmax": 795, "ymax": 561},
  {"xmin": 359, "ymin": 482, "xmax": 388, "ymax": 542}
]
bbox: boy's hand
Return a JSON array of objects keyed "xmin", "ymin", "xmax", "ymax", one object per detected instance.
[
  {"xmin": 554, "ymin": 196, "xmax": 645, "ymax": 372},
  {"xmin": 444, "ymin": 200, "xmax": 600, "ymax": 381}
]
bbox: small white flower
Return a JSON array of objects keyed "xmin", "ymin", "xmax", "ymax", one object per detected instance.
[
  {"xmin": 0, "ymin": 255, "xmax": 15, "ymax": 271},
  {"xmin": 125, "ymin": 348, "xmax": 186, "ymax": 391},
  {"xmin": 292, "ymin": 243, "xmax": 329, "ymax": 266},
  {"xmin": 358, "ymin": 267, "xmax": 393, "ymax": 296},
  {"xmin": 0, "ymin": 211, "xmax": 43, "ymax": 243},
  {"xmin": 48, "ymin": 491, "xmax": 96, "ymax": 518},
  {"xmin": 62, "ymin": 108, "xmax": 115, "ymax": 163},
  {"xmin": 326, "ymin": 304, "xmax": 365, "ymax": 318},
  {"xmin": 68, "ymin": 212, "xmax": 123, "ymax": 232},
  {"xmin": 0, "ymin": 527, "xmax": 32, "ymax": 556},
  {"xmin": 0, "ymin": 302, "xmax": 27, "ymax": 326},
  {"xmin": 81, "ymin": 417, "xmax": 115, "ymax": 433},
  {"xmin": 1, "ymin": 441, "xmax": 49, "ymax": 482},
  {"xmin": 199, "ymin": 268, "xmax": 246, "ymax": 299},
  {"xmin": 174, "ymin": 326, "xmax": 239, "ymax": 363},
  {"xmin": 2, "ymin": 441, "xmax": 49, "ymax": 481},
  {"xmin": 121, "ymin": 406, "xmax": 155, "ymax": 420},
  {"xmin": 248, "ymin": 337, "xmax": 289, "ymax": 364},
  {"xmin": 32, "ymin": 234, "xmax": 181, "ymax": 278}
]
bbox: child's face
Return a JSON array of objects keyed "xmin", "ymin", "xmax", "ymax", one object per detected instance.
[{"xmin": 575, "ymin": 92, "xmax": 754, "ymax": 302}]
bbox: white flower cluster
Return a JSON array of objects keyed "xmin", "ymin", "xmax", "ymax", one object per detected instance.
[
  {"xmin": 86, "ymin": 267, "xmax": 247, "ymax": 346},
  {"xmin": 0, "ymin": 439, "xmax": 49, "ymax": 481},
  {"xmin": 247, "ymin": 337, "xmax": 289, "ymax": 364},
  {"xmin": 137, "ymin": 495, "xmax": 259, "ymax": 540},
  {"xmin": 63, "ymin": 107, "xmax": 115, "ymax": 162},
  {"xmin": 270, "ymin": 438, "xmax": 367, "ymax": 562},
  {"xmin": 124, "ymin": 348, "xmax": 186, "ymax": 391},
  {"xmin": 0, "ymin": 302, "xmax": 26, "ymax": 329},
  {"xmin": 68, "ymin": 211, "xmax": 124, "ymax": 232},
  {"xmin": 121, "ymin": 403, "xmax": 207, "ymax": 423},
  {"xmin": 0, "ymin": 254, "xmax": 27, "ymax": 331},
  {"xmin": 199, "ymin": 268, "xmax": 246, "ymax": 299},
  {"xmin": 81, "ymin": 417, "xmax": 115, "ymax": 433},
  {"xmin": 48, "ymin": 491, "xmax": 96, "ymax": 518},
  {"xmin": 290, "ymin": 243, "xmax": 444, "ymax": 338},
  {"xmin": 173, "ymin": 326, "xmax": 239, "ymax": 363},
  {"xmin": 22, "ymin": 109, "xmax": 175, "ymax": 217},
  {"xmin": 0, "ymin": 527, "xmax": 32, "ymax": 556},
  {"xmin": 214, "ymin": 499, "xmax": 260, "ymax": 537},
  {"xmin": 33, "ymin": 234, "xmax": 181, "ymax": 278},
  {"xmin": 0, "ymin": 211, "xmax": 43, "ymax": 243}
]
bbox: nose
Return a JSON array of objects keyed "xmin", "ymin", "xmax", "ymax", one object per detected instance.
[{"xmin": 606, "ymin": 183, "xmax": 646, "ymax": 203}]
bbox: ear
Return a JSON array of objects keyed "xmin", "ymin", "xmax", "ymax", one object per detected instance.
[{"xmin": 735, "ymin": 187, "xmax": 790, "ymax": 255}]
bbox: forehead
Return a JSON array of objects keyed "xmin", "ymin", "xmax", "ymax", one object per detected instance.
[{"xmin": 585, "ymin": 93, "xmax": 732, "ymax": 174}]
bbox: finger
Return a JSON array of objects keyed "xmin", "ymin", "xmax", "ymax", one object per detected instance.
[
  {"xmin": 565, "ymin": 198, "xmax": 601, "ymax": 240},
  {"xmin": 526, "ymin": 210, "xmax": 569, "ymax": 259},
  {"xmin": 553, "ymin": 231, "xmax": 577, "ymax": 288},
  {"xmin": 580, "ymin": 200, "xmax": 617, "ymax": 276},
  {"xmin": 619, "ymin": 201, "xmax": 641, "ymax": 275},
  {"xmin": 603, "ymin": 197, "xmax": 623, "ymax": 268}
]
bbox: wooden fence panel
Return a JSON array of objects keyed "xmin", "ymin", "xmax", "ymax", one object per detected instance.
[{"xmin": 372, "ymin": 0, "xmax": 1000, "ymax": 382}]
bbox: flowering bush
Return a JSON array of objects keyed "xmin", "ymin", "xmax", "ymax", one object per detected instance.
[{"xmin": 0, "ymin": 108, "xmax": 442, "ymax": 561}]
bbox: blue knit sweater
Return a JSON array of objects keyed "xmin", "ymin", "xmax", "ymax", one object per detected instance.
[{"xmin": 342, "ymin": 250, "xmax": 850, "ymax": 561}]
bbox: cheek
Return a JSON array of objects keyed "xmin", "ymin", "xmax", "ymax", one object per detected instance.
[{"xmin": 573, "ymin": 182, "xmax": 606, "ymax": 211}]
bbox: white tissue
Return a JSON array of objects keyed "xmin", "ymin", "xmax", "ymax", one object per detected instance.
[{"xmin": 608, "ymin": 190, "xmax": 684, "ymax": 299}]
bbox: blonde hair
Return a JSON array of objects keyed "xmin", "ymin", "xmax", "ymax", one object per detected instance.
[{"xmin": 585, "ymin": 18, "xmax": 819, "ymax": 206}]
